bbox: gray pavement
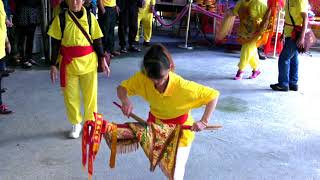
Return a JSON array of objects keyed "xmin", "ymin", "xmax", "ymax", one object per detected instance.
[{"xmin": 1, "ymin": 37, "xmax": 320, "ymax": 180}]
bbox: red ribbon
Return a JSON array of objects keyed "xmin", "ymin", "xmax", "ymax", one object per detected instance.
[
  {"xmin": 59, "ymin": 45, "xmax": 94, "ymax": 87},
  {"xmin": 82, "ymin": 113, "xmax": 110, "ymax": 179}
]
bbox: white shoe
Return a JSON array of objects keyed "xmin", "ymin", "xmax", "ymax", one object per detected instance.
[{"xmin": 68, "ymin": 124, "xmax": 82, "ymax": 139}]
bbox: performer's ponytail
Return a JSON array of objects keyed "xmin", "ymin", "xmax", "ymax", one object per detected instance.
[{"xmin": 142, "ymin": 44, "xmax": 175, "ymax": 79}]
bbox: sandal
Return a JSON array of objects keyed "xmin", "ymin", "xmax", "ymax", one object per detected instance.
[{"xmin": 0, "ymin": 104, "xmax": 13, "ymax": 114}]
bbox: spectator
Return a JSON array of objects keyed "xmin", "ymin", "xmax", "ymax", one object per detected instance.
[
  {"xmin": 98, "ymin": 0, "xmax": 120, "ymax": 57},
  {"xmin": 270, "ymin": 0, "xmax": 308, "ymax": 91},
  {"xmin": 48, "ymin": 0, "xmax": 110, "ymax": 138},
  {"xmin": 13, "ymin": 0, "xmax": 42, "ymax": 68},
  {"xmin": 135, "ymin": 0, "xmax": 155, "ymax": 47},
  {"xmin": 117, "ymin": 0, "xmax": 143, "ymax": 53}
]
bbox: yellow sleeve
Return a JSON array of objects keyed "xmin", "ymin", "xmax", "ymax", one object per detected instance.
[
  {"xmin": 90, "ymin": 13, "xmax": 104, "ymax": 40},
  {"xmin": 151, "ymin": 0, "xmax": 156, "ymax": 6},
  {"xmin": 232, "ymin": 0, "xmax": 242, "ymax": 16},
  {"xmin": 185, "ymin": 81, "xmax": 220, "ymax": 109},
  {"xmin": 254, "ymin": 0, "xmax": 268, "ymax": 19},
  {"xmin": 299, "ymin": 0, "xmax": 308, "ymax": 13},
  {"xmin": 120, "ymin": 72, "xmax": 147, "ymax": 97},
  {"xmin": 47, "ymin": 15, "xmax": 62, "ymax": 40}
]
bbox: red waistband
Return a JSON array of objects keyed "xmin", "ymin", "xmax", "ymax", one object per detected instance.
[
  {"xmin": 147, "ymin": 112, "xmax": 188, "ymax": 125},
  {"xmin": 59, "ymin": 45, "xmax": 94, "ymax": 87}
]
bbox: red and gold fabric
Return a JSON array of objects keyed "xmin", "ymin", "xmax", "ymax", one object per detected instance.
[
  {"xmin": 231, "ymin": 0, "xmax": 282, "ymax": 47},
  {"xmin": 82, "ymin": 113, "xmax": 186, "ymax": 179}
]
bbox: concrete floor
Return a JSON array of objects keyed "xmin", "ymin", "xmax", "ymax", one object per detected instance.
[{"xmin": 1, "ymin": 36, "xmax": 320, "ymax": 180}]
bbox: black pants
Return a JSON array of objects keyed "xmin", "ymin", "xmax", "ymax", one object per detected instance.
[
  {"xmin": 15, "ymin": 25, "xmax": 37, "ymax": 62},
  {"xmin": 118, "ymin": 4, "xmax": 138, "ymax": 48},
  {"xmin": 99, "ymin": 7, "xmax": 117, "ymax": 52}
]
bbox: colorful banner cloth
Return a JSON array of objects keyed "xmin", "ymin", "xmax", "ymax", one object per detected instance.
[{"xmin": 82, "ymin": 113, "xmax": 183, "ymax": 180}]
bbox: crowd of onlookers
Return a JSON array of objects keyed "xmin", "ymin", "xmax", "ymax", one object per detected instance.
[
  {"xmin": 1, "ymin": 0, "xmax": 43, "ymax": 114},
  {"xmin": 2, "ymin": 0, "xmax": 155, "ymax": 69},
  {"xmin": 0, "ymin": 0, "xmax": 156, "ymax": 114}
]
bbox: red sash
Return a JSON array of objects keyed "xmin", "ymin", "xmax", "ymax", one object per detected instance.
[
  {"xmin": 59, "ymin": 45, "xmax": 94, "ymax": 87},
  {"xmin": 147, "ymin": 112, "xmax": 188, "ymax": 125}
]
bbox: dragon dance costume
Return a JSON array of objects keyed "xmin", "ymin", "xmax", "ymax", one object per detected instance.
[{"xmin": 218, "ymin": 0, "xmax": 283, "ymax": 73}]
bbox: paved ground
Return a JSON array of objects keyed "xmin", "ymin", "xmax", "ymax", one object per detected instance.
[{"xmin": 0, "ymin": 36, "xmax": 320, "ymax": 180}]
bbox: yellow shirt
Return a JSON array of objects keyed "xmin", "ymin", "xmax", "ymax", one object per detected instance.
[
  {"xmin": 121, "ymin": 71, "xmax": 220, "ymax": 147},
  {"xmin": 138, "ymin": 0, "xmax": 155, "ymax": 14},
  {"xmin": 102, "ymin": 0, "xmax": 116, "ymax": 7},
  {"xmin": 232, "ymin": 0, "xmax": 268, "ymax": 40},
  {"xmin": 0, "ymin": 1, "xmax": 7, "ymax": 59},
  {"xmin": 47, "ymin": 8, "xmax": 103, "ymax": 75},
  {"xmin": 284, "ymin": 0, "xmax": 308, "ymax": 37}
]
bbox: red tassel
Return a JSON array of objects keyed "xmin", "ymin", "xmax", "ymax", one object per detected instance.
[{"xmin": 82, "ymin": 113, "xmax": 110, "ymax": 179}]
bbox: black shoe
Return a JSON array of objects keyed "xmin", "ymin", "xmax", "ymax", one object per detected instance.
[
  {"xmin": 28, "ymin": 59, "xmax": 39, "ymax": 66},
  {"xmin": 143, "ymin": 41, "xmax": 151, "ymax": 47},
  {"xmin": 270, "ymin": 84, "xmax": 289, "ymax": 91},
  {"xmin": 259, "ymin": 54, "xmax": 267, "ymax": 60},
  {"xmin": 21, "ymin": 62, "xmax": 32, "ymax": 69},
  {"xmin": 258, "ymin": 48, "xmax": 267, "ymax": 60},
  {"xmin": 120, "ymin": 47, "xmax": 128, "ymax": 53},
  {"xmin": 0, "ymin": 72, "xmax": 9, "ymax": 77},
  {"xmin": 289, "ymin": 84, "xmax": 298, "ymax": 91},
  {"xmin": 0, "ymin": 88, "xmax": 7, "ymax": 93},
  {"xmin": 1, "ymin": 68, "xmax": 14, "ymax": 77},
  {"xmin": 4, "ymin": 69, "xmax": 14, "ymax": 73},
  {"xmin": 128, "ymin": 46, "xmax": 142, "ymax": 52}
]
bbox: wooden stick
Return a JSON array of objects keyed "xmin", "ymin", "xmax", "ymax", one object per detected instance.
[
  {"xmin": 113, "ymin": 102, "xmax": 147, "ymax": 125},
  {"xmin": 113, "ymin": 102, "xmax": 222, "ymax": 131}
]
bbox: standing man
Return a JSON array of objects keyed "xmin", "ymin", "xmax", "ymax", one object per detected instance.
[
  {"xmin": 117, "ymin": 0, "xmax": 143, "ymax": 53},
  {"xmin": 270, "ymin": 0, "xmax": 308, "ymax": 91},
  {"xmin": 48, "ymin": 0, "xmax": 110, "ymax": 138},
  {"xmin": 135, "ymin": 0, "xmax": 155, "ymax": 47},
  {"xmin": 98, "ymin": 0, "xmax": 120, "ymax": 57}
]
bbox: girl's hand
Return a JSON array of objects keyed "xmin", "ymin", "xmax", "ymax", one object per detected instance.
[
  {"xmin": 121, "ymin": 100, "xmax": 133, "ymax": 118},
  {"xmin": 190, "ymin": 120, "xmax": 207, "ymax": 132}
]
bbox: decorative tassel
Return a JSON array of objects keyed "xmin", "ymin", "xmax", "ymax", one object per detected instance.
[
  {"xmin": 109, "ymin": 124, "xmax": 117, "ymax": 168},
  {"xmin": 116, "ymin": 141, "xmax": 140, "ymax": 154}
]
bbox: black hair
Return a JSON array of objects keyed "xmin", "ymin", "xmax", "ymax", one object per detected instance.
[{"xmin": 142, "ymin": 44, "xmax": 175, "ymax": 79}]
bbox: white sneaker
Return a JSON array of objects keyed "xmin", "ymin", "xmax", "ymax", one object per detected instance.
[{"xmin": 68, "ymin": 124, "xmax": 82, "ymax": 139}]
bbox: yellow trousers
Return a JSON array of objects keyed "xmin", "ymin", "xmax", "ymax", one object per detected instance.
[
  {"xmin": 135, "ymin": 11, "xmax": 153, "ymax": 42},
  {"xmin": 238, "ymin": 40, "xmax": 259, "ymax": 71},
  {"xmin": 63, "ymin": 70, "xmax": 97, "ymax": 125}
]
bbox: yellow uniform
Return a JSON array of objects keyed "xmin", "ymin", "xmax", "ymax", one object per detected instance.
[
  {"xmin": 0, "ymin": 1, "xmax": 7, "ymax": 59},
  {"xmin": 102, "ymin": 0, "xmax": 116, "ymax": 7},
  {"xmin": 232, "ymin": 0, "xmax": 268, "ymax": 70},
  {"xmin": 284, "ymin": 0, "xmax": 308, "ymax": 37},
  {"xmin": 121, "ymin": 71, "xmax": 220, "ymax": 147},
  {"xmin": 135, "ymin": 0, "xmax": 155, "ymax": 43},
  {"xmin": 47, "ymin": 8, "xmax": 103, "ymax": 124}
]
